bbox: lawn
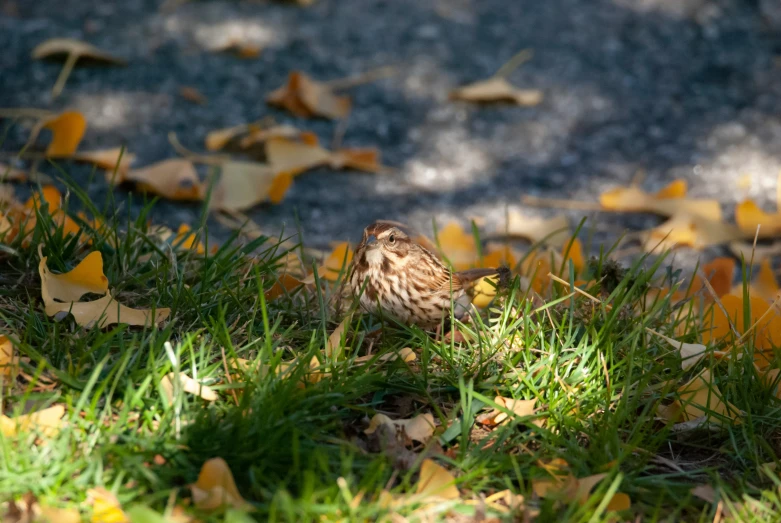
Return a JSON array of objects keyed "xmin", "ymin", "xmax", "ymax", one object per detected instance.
[{"xmin": 1, "ymin": 183, "xmax": 781, "ymax": 522}]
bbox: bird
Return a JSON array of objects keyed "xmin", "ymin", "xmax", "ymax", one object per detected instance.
[{"xmin": 348, "ymin": 221, "xmax": 502, "ymax": 330}]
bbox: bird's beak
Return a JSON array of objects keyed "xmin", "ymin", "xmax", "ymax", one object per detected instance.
[{"xmin": 365, "ymin": 234, "xmax": 378, "ymax": 247}]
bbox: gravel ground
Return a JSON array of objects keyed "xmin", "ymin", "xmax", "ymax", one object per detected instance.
[{"xmin": 2, "ymin": 0, "xmax": 781, "ymax": 257}]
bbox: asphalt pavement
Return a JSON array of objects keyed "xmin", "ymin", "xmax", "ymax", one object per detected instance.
[{"xmin": 2, "ymin": 0, "xmax": 781, "ymax": 257}]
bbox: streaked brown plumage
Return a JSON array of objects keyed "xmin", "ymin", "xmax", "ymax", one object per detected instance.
[{"xmin": 349, "ymin": 222, "xmax": 500, "ymax": 329}]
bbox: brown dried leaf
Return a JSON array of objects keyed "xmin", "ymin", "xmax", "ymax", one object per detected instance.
[
  {"xmin": 73, "ymin": 148, "xmax": 136, "ymax": 173},
  {"xmin": 267, "ymin": 71, "xmax": 351, "ymax": 119},
  {"xmin": 364, "ymin": 413, "xmax": 436, "ymax": 443},
  {"xmin": 160, "ymin": 372, "xmax": 218, "ymax": 402},
  {"xmin": 120, "ymin": 159, "xmax": 204, "ymax": 201},
  {"xmin": 450, "ymin": 76, "xmax": 543, "ymax": 106},
  {"xmin": 209, "ymin": 161, "xmax": 292, "ymax": 211}
]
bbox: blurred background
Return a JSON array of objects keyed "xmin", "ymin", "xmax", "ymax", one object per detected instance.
[{"xmin": 2, "ymin": 0, "xmax": 781, "ymax": 250}]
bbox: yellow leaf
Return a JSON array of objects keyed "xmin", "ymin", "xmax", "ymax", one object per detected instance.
[
  {"xmin": 364, "ymin": 413, "xmax": 436, "ymax": 443},
  {"xmin": 87, "ymin": 487, "xmax": 128, "ymax": 523},
  {"xmin": 521, "ymin": 253, "xmax": 553, "ymax": 295},
  {"xmin": 415, "ymin": 459, "xmax": 460, "ymax": 500},
  {"xmin": 42, "ymin": 111, "xmax": 87, "ymax": 157},
  {"xmin": 477, "ymin": 396, "xmax": 538, "ymax": 426},
  {"xmin": 267, "ymin": 71, "xmax": 351, "ymax": 119},
  {"xmin": 641, "ymin": 213, "xmax": 744, "ymax": 252},
  {"xmin": 39, "ymin": 249, "xmax": 109, "ymax": 302},
  {"xmin": 606, "ymin": 492, "xmax": 632, "ymax": 511},
  {"xmin": 562, "ymin": 238, "xmax": 585, "ymax": 273},
  {"xmin": 40, "ymin": 505, "xmax": 82, "ymax": 523},
  {"xmin": 686, "ymin": 257, "xmax": 736, "ymax": 299},
  {"xmin": 735, "ymin": 200, "xmax": 781, "ymax": 237},
  {"xmin": 173, "ymin": 224, "xmax": 208, "ymax": 254},
  {"xmin": 205, "ymin": 123, "xmax": 255, "ymax": 151},
  {"xmin": 353, "ymin": 347, "xmax": 417, "ymax": 364},
  {"xmin": 0, "ymin": 335, "xmax": 19, "ymax": 380},
  {"xmin": 264, "ymin": 273, "xmax": 305, "ymax": 301},
  {"xmin": 238, "ymin": 124, "xmax": 302, "ymax": 149},
  {"xmin": 505, "ymin": 211, "xmax": 570, "ymax": 248},
  {"xmin": 266, "ymin": 136, "xmax": 332, "ymax": 177},
  {"xmin": 120, "ymin": 159, "xmax": 204, "ymax": 201},
  {"xmin": 480, "ymin": 245, "xmax": 517, "ymax": 269},
  {"xmin": 190, "ymin": 457, "xmax": 252, "ymax": 511},
  {"xmin": 752, "ymin": 259, "xmax": 780, "ymax": 301},
  {"xmin": 436, "ymin": 222, "xmax": 477, "ymax": 270},
  {"xmin": 677, "ymin": 369, "xmax": 740, "ymax": 423},
  {"xmin": 0, "ymin": 404, "xmax": 65, "ymax": 438},
  {"xmin": 305, "ymin": 242, "xmax": 354, "ymax": 283},
  {"xmin": 648, "ymin": 330, "xmax": 707, "ymax": 371},
  {"xmin": 160, "ymin": 372, "xmax": 218, "ymax": 402},
  {"xmin": 325, "ymin": 315, "xmax": 351, "ymax": 359},
  {"xmin": 32, "ymin": 38, "xmax": 125, "ymax": 98},
  {"xmin": 213, "ymin": 40, "xmax": 263, "ymax": 59},
  {"xmin": 43, "ymin": 292, "xmax": 170, "ymax": 329},
  {"xmin": 209, "ymin": 161, "xmax": 292, "ymax": 211},
  {"xmin": 600, "ymin": 183, "xmax": 721, "ymax": 221},
  {"xmin": 449, "ymin": 76, "xmax": 543, "ymax": 106},
  {"xmin": 73, "ymin": 148, "xmax": 136, "ymax": 173}
]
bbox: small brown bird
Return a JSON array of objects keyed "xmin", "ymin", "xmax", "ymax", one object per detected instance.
[{"xmin": 349, "ymin": 222, "xmax": 501, "ymax": 330}]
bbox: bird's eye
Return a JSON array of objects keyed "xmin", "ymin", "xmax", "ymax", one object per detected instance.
[{"xmin": 388, "ymin": 234, "xmax": 395, "ymax": 244}]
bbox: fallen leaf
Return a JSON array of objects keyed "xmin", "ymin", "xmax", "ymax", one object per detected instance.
[
  {"xmin": 87, "ymin": 487, "xmax": 128, "ymax": 523},
  {"xmin": 641, "ymin": 213, "xmax": 744, "ymax": 252},
  {"xmin": 701, "ymin": 294, "xmax": 781, "ymax": 368},
  {"xmin": 267, "ymin": 71, "xmax": 351, "ymax": 119},
  {"xmin": 42, "ymin": 111, "xmax": 87, "ymax": 157},
  {"xmin": 504, "ymin": 211, "xmax": 570, "ymax": 248},
  {"xmin": 73, "ymin": 148, "xmax": 136, "ymax": 173},
  {"xmin": 40, "ymin": 505, "xmax": 82, "ymax": 523},
  {"xmin": 364, "ymin": 413, "xmax": 436, "ymax": 443},
  {"xmin": 562, "ymin": 237, "xmax": 585, "ymax": 273},
  {"xmin": 728, "ymin": 241, "xmax": 781, "ymax": 264},
  {"xmin": 160, "ymin": 372, "xmax": 218, "ymax": 402},
  {"xmin": 209, "ymin": 161, "xmax": 292, "ymax": 211},
  {"xmin": 648, "ymin": 329, "xmax": 708, "ymax": 371},
  {"xmin": 238, "ymin": 124, "xmax": 302, "ymax": 149},
  {"xmin": 189, "ymin": 457, "xmax": 252, "ymax": 511},
  {"xmin": 38, "ymin": 249, "xmax": 109, "ymax": 302},
  {"xmin": 353, "ymin": 347, "xmax": 417, "ymax": 364},
  {"xmin": 750, "ymin": 259, "xmax": 780, "ymax": 301},
  {"xmin": 0, "ymin": 162, "xmax": 26, "ymax": 182},
  {"xmin": 415, "ymin": 459, "xmax": 460, "ymax": 500},
  {"xmin": 691, "ymin": 484, "xmax": 718, "ymax": 504},
  {"xmin": 179, "ymin": 86, "xmax": 207, "ymax": 105},
  {"xmin": 264, "ymin": 273, "xmax": 305, "ymax": 301},
  {"xmin": 32, "ymin": 38, "xmax": 125, "ymax": 98},
  {"xmin": 0, "ymin": 335, "xmax": 19, "ymax": 380},
  {"xmin": 118, "ymin": 159, "xmax": 203, "ymax": 201},
  {"xmin": 450, "ymin": 76, "xmax": 543, "ymax": 106},
  {"xmin": 688, "ymin": 257, "xmax": 736, "ymax": 298},
  {"xmin": 600, "ymin": 181, "xmax": 722, "ymax": 221},
  {"xmin": 266, "ymin": 136, "xmax": 382, "ymax": 177},
  {"xmin": 532, "ymin": 462, "xmax": 630, "ymax": 511},
  {"xmin": 0, "ymin": 404, "xmax": 65, "ymax": 437},
  {"xmin": 172, "ymin": 224, "xmax": 208, "ymax": 254},
  {"xmin": 205, "ymin": 123, "xmax": 259, "ymax": 151},
  {"xmin": 521, "ymin": 252, "xmax": 553, "ymax": 295},
  {"xmin": 735, "ymin": 200, "xmax": 781, "ymax": 238},
  {"xmin": 435, "ymin": 222, "xmax": 477, "ymax": 270},
  {"xmin": 304, "ymin": 242, "xmax": 354, "ymax": 283},
  {"xmin": 212, "ymin": 39, "xmax": 262, "ymax": 59},
  {"xmin": 39, "ymin": 250, "xmax": 169, "ymax": 328},
  {"xmin": 676, "ymin": 369, "xmax": 740, "ymax": 423},
  {"xmin": 476, "ymin": 396, "xmax": 538, "ymax": 426}
]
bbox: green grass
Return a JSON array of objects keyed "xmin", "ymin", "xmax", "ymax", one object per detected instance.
[{"xmin": 1, "ymin": 181, "xmax": 781, "ymax": 522}]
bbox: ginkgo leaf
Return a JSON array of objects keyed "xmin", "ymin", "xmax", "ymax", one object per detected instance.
[
  {"xmin": 267, "ymin": 71, "xmax": 351, "ymax": 119},
  {"xmin": 266, "ymin": 136, "xmax": 383, "ymax": 178},
  {"xmin": 735, "ymin": 200, "xmax": 781, "ymax": 237},
  {"xmin": 504, "ymin": 211, "xmax": 570, "ymax": 248},
  {"xmin": 676, "ymin": 369, "xmax": 741, "ymax": 423},
  {"xmin": 364, "ymin": 413, "xmax": 436, "ymax": 443},
  {"xmin": 0, "ymin": 162, "xmax": 26, "ymax": 182},
  {"xmin": 648, "ymin": 329, "xmax": 708, "ymax": 371},
  {"xmin": 415, "ymin": 459, "xmax": 460, "ymax": 500},
  {"xmin": 209, "ymin": 161, "xmax": 292, "ymax": 211},
  {"xmin": 190, "ymin": 457, "xmax": 252, "ymax": 511},
  {"xmin": 42, "ymin": 111, "xmax": 87, "ymax": 157},
  {"xmin": 119, "ymin": 159, "xmax": 204, "ymax": 201},
  {"xmin": 160, "ymin": 372, "xmax": 218, "ymax": 402},
  {"xmin": 752, "ymin": 259, "xmax": 780, "ymax": 301},
  {"xmin": 32, "ymin": 38, "xmax": 125, "ymax": 98},
  {"xmin": 0, "ymin": 404, "xmax": 65, "ymax": 437},
  {"xmin": 213, "ymin": 40, "xmax": 262, "ymax": 59},
  {"xmin": 303, "ymin": 242, "xmax": 354, "ymax": 283},
  {"xmin": 684, "ymin": 257, "xmax": 736, "ymax": 299},
  {"xmin": 205, "ymin": 123, "xmax": 259, "ymax": 151},
  {"xmin": 562, "ymin": 238, "xmax": 585, "ymax": 272},
  {"xmin": 477, "ymin": 396, "xmax": 538, "ymax": 426},
  {"xmin": 0, "ymin": 335, "xmax": 19, "ymax": 380},
  {"xmin": 43, "ymin": 291, "xmax": 170, "ymax": 329},
  {"xmin": 641, "ymin": 213, "xmax": 744, "ymax": 252},
  {"xmin": 435, "ymin": 222, "xmax": 478, "ymax": 270},
  {"xmin": 264, "ymin": 273, "xmax": 305, "ymax": 301},
  {"xmin": 87, "ymin": 487, "xmax": 128, "ymax": 523},
  {"xmin": 238, "ymin": 124, "xmax": 302, "ymax": 149},
  {"xmin": 600, "ymin": 182, "xmax": 722, "ymax": 221},
  {"xmin": 325, "ymin": 315, "xmax": 351, "ymax": 359},
  {"xmin": 450, "ymin": 77, "xmax": 543, "ymax": 106},
  {"xmin": 38, "ymin": 248, "xmax": 109, "ymax": 302},
  {"xmin": 728, "ymin": 241, "xmax": 781, "ymax": 264},
  {"xmin": 354, "ymin": 347, "xmax": 417, "ymax": 364},
  {"xmin": 521, "ymin": 252, "xmax": 553, "ymax": 295},
  {"xmin": 532, "ymin": 461, "xmax": 630, "ymax": 511},
  {"xmin": 73, "ymin": 148, "xmax": 136, "ymax": 173},
  {"xmin": 480, "ymin": 244, "xmax": 517, "ymax": 269},
  {"xmin": 172, "ymin": 224, "xmax": 210, "ymax": 254},
  {"xmin": 40, "ymin": 505, "xmax": 81, "ymax": 523}
]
